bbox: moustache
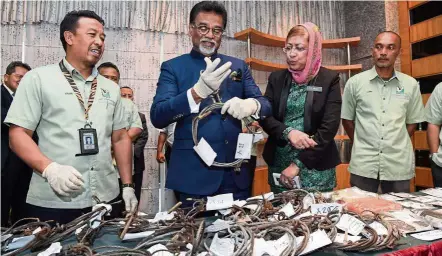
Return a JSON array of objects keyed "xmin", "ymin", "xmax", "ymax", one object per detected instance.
[{"xmin": 200, "ymin": 38, "xmax": 216, "ymax": 44}]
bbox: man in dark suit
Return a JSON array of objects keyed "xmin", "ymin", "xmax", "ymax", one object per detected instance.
[
  {"xmin": 1, "ymin": 61, "xmax": 32, "ymax": 226},
  {"xmin": 120, "ymin": 86, "xmax": 148, "ymax": 201},
  {"xmin": 150, "ymin": 1, "xmax": 271, "ymax": 206}
]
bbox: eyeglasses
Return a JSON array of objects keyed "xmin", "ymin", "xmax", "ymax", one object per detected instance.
[
  {"xmin": 191, "ymin": 24, "xmax": 224, "ymax": 37},
  {"xmin": 282, "ymin": 45, "xmax": 308, "ymax": 54}
]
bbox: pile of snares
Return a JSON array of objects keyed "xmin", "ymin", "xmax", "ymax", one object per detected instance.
[{"xmin": 1, "ymin": 189, "xmax": 401, "ymax": 256}]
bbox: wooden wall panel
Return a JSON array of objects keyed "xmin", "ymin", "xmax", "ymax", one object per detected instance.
[
  {"xmin": 252, "ymin": 166, "xmax": 271, "ymax": 196},
  {"xmin": 410, "ymin": 15, "xmax": 442, "ymax": 43},
  {"xmin": 412, "ymin": 54, "xmax": 442, "ymax": 78},
  {"xmin": 415, "ymin": 167, "xmax": 434, "ymax": 187},
  {"xmin": 414, "ymin": 131, "xmax": 429, "ymax": 150},
  {"xmin": 335, "ymin": 164, "xmax": 351, "ymax": 190},
  {"xmin": 398, "ymin": 1, "xmax": 412, "ymax": 75},
  {"xmin": 408, "ymin": 1, "xmax": 428, "ymax": 9}
]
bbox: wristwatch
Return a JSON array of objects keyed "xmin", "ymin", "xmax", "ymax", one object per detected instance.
[{"xmin": 122, "ymin": 183, "xmax": 135, "ymax": 189}]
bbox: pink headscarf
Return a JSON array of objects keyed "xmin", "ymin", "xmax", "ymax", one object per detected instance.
[{"xmin": 288, "ymin": 22, "xmax": 322, "ymax": 84}]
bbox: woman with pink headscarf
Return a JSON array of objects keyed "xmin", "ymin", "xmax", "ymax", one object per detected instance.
[{"xmin": 260, "ymin": 22, "xmax": 342, "ymax": 192}]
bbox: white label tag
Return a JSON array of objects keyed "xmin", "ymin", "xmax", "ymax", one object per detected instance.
[
  {"xmin": 122, "ymin": 230, "xmax": 155, "ymax": 241},
  {"xmin": 379, "ymin": 194, "xmax": 405, "ymax": 201},
  {"xmin": 369, "ymin": 221, "xmax": 388, "ymax": 236},
  {"xmin": 297, "ymin": 230, "xmax": 332, "ymax": 255},
  {"xmin": 252, "ymin": 133, "xmax": 265, "ymax": 143},
  {"xmin": 205, "ymin": 219, "xmax": 232, "ymax": 233},
  {"xmin": 421, "ymin": 188, "xmax": 442, "ymax": 198},
  {"xmin": 269, "ymin": 233, "xmax": 291, "ymax": 255},
  {"xmin": 235, "ymin": 133, "xmax": 253, "ymax": 159},
  {"xmin": 209, "ymin": 233, "xmax": 234, "ymax": 256},
  {"xmin": 193, "ymin": 138, "xmax": 217, "ymax": 166},
  {"xmin": 32, "ymin": 227, "xmax": 42, "ymax": 235},
  {"xmin": 411, "ymin": 230, "xmax": 442, "ymax": 241},
  {"xmin": 391, "ymin": 192, "xmax": 416, "ymax": 198},
  {"xmin": 336, "ymin": 214, "xmax": 366, "ymax": 236},
  {"xmin": 411, "ymin": 195, "xmax": 440, "ymax": 204},
  {"xmin": 206, "ymin": 193, "xmax": 234, "ymax": 211},
  {"xmin": 310, "ymin": 203, "xmax": 342, "ymax": 215},
  {"xmin": 37, "ymin": 242, "xmax": 62, "ymax": 256},
  {"xmin": 302, "ymin": 193, "xmax": 315, "ymax": 210},
  {"xmin": 277, "ymin": 202, "xmax": 296, "ymax": 218},
  {"xmin": 247, "ymin": 192, "xmax": 274, "ymax": 201},
  {"xmin": 294, "ymin": 211, "xmax": 312, "ymax": 220},
  {"xmin": 334, "ymin": 233, "xmax": 361, "ymax": 244},
  {"xmin": 148, "ymin": 211, "xmax": 176, "ymax": 223},
  {"xmin": 147, "ymin": 244, "xmax": 174, "ymax": 256}
]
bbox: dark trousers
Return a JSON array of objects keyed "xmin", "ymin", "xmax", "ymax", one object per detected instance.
[
  {"xmin": 24, "ymin": 196, "xmax": 120, "ymax": 225},
  {"xmin": 165, "ymin": 144, "xmax": 171, "ymax": 165},
  {"xmin": 431, "ymin": 159, "xmax": 442, "ymax": 187},
  {"xmin": 246, "ymin": 156, "xmax": 257, "ymax": 194},
  {"xmin": 350, "ymin": 173, "xmax": 410, "ymax": 193},
  {"xmin": 133, "ymin": 172, "xmax": 143, "ymax": 201},
  {"xmin": 1, "ymin": 153, "xmax": 33, "ymax": 227},
  {"xmin": 174, "ymin": 167, "xmax": 252, "ymax": 209}
]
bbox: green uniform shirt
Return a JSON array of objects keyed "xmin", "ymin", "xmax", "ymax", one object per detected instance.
[
  {"xmin": 425, "ymin": 82, "xmax": 442, "ymax": 167},
  {"xmin": 341, "ymin": 67, "xmax": 425, "ymax": 181},
  {"xmin": 5, "ymin": 58, "xmax": 128, "ymax": 209}
]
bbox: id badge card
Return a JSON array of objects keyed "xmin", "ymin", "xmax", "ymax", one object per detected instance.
[{"xmin": 77, "ymin": 125, "xmax": 99, "ymax": 156}]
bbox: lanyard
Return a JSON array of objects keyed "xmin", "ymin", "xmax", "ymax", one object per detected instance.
[{"xmin": 59, "ymin": 60, "xmax": 97, "ymax": 121}]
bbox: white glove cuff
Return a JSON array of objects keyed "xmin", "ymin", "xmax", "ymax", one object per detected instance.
[{"xmin": 42, "ymin": 162, "xmax": 58, "ymax": 178}]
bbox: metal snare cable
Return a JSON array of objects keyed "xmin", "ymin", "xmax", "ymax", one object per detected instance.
[{"xmin": 191, "ymin": 101, "xmax": 259, "ymax": 172}]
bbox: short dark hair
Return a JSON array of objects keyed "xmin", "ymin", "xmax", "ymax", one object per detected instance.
[
  {"xmin": 6, "ymin": 61, "xmax": 31, "ymax": 75},
  {"xmin": 120, "ymin": 86, "xmax": 133, "ymax": 91},
  {"xmin": 189, "ymin": 1, "xmax": 227, "ymax": 29},
  {"xmin": 376, "ymin": 31, "xmax": 402, "ymax": 48},
  {"xmin": 97, "ymin": 62, "xmax": 120, "ymax": 78},
  {"xmin": 60, "ymin": 10, "xmax": 105, "ymax": 51}
]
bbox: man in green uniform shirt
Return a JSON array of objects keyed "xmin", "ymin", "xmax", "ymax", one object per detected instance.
[
  {"xmin": 425, "ymin": 82, "xmax": 442, "ymax": 188},
  {"xmin": 5, "ymin": 10, "xmax": 137, "ymax": 223},
  {"xmin": 341, "ymin": 31, "xmax": 425, "ymax": 193}
]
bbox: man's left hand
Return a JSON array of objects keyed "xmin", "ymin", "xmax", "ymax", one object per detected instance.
[
  {"xmin": 122, "ymin": 187, "xmax": 138, "ymax": 215},
  {"xmin": 221, "ymin": 97, "xmax": 258, "ymax": 120}
]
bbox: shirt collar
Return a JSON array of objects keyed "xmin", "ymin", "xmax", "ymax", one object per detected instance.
[
  {"xmin": 2, "ymin": 83, "xmax": 14, "ymax": 96},
  {"xmin": 368, "ymin": 66, "xmax": 400, "ymax": 83},
  {"xmin": 62, "ymin": 58, "xmax": 98, "ymax": 81},
  {"xmin": 190, "ymin": 48, "xmax": 219, "ymax": 60}
]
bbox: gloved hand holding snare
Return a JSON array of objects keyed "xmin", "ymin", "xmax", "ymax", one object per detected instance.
[
  {"xmin": 193, "ymin": 57, "xmax": 232, "ymax": 99},
  {"xmin": 42, "ymin": 162, "xmax": 85, "ymax": 196},
  {"xmin": 221, "ymin": 97, "xmax": 260, "ymax": 120}
]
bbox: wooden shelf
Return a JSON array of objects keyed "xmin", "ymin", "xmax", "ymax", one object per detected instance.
[
  {"xmin": 412, "ymin": 54, "xmax": 442, "ymax": 78},
  {"xmin": 415, "ymin": 166, "xmax": 434, "ymax": 188},
  {"xmin": 245, "ymin": 58, "xmax": 362, "ymax": 73},
  {"xmin": 235, "ymin": 28, "xmax": 361, "ymax": 48},
  {"xmin": 414, "ymin": 131, "xmax": 429, "ymax": 150},
  {"xmin": 335, "ymin": 135, "xmax": 350, "ymax": 140},
  {"xmin": 408, "ymin": 0, "xmax": 428, "ymax": 9}
]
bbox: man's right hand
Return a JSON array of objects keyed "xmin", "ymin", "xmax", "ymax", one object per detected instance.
[
  {"xmin": 156, "ymin": 152, "xmax": 166, "ymax": 163},
  {"xmin": 42, "ymin": 162, "xmax": 85, "ymax": 196},
  {"xmin": 193, "ymin": 57, "xmax": 232, "ymax": 99}
]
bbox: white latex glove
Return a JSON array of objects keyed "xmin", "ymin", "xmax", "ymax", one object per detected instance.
[
  {"xmin": 287, "ymin": 130, "xmax": 317, "ymax": 149},
  {"xmin": 221, "ymin": 97, "xmax": 259, "ymax": 119},
  {"xmin": 193, "ymin": 57, "xmax": 232, "ymax": 99},
  {"xmin": 122, "ymin": 187, "xmax": 138, "ymax": 215},
  {"xmin": 42, "ymin": 162, "xmax": 85, "ymax": 197}
]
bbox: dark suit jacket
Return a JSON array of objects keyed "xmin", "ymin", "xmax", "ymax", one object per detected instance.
[
  {"xmin": 1, "ymin": 85, "xmax": 14, "ymax": 170},
  {"xmin": 260, "ymin": 67, "xmax": 342, "ymax": 170},
  {"xmin": 133, "ymin": 112, "xmax": 148, "ymax": 174},
  {"xmin": 150, "ymin": 49, "xmax": 271, "ymax": 195}
]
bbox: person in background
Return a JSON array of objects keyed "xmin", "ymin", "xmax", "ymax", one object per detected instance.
[
  {"xmin": 150, "ymin": 1, "xmax": 271, "ymax": 206},
  {"xmin": 5, "ymin": 10, "xmax": 137, "ymax": 223},
  {"xmin": 97, "ymin": 62, "xmax": 144, "ymax": 206},
  {"xmin": 1, "ymin": 61, "xmax": 34, "ymax": 226},
  {"xmin": 425, "ymin": 82, "xmax": 442, "ymax": 188},
  {"xmin": 341, "ymin": 31, "xmax": 425, "ymax": 193},
  {"xmin": 260, "ymin": 23, "xmax": 341, "ymax": 193},
  {"xmin": 156, "ymin": 122, "xmax": 175, "ymax": 166},
  {"xmin": 120, "ymin": 86, "xmax": 149, "ymax": 201}
]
